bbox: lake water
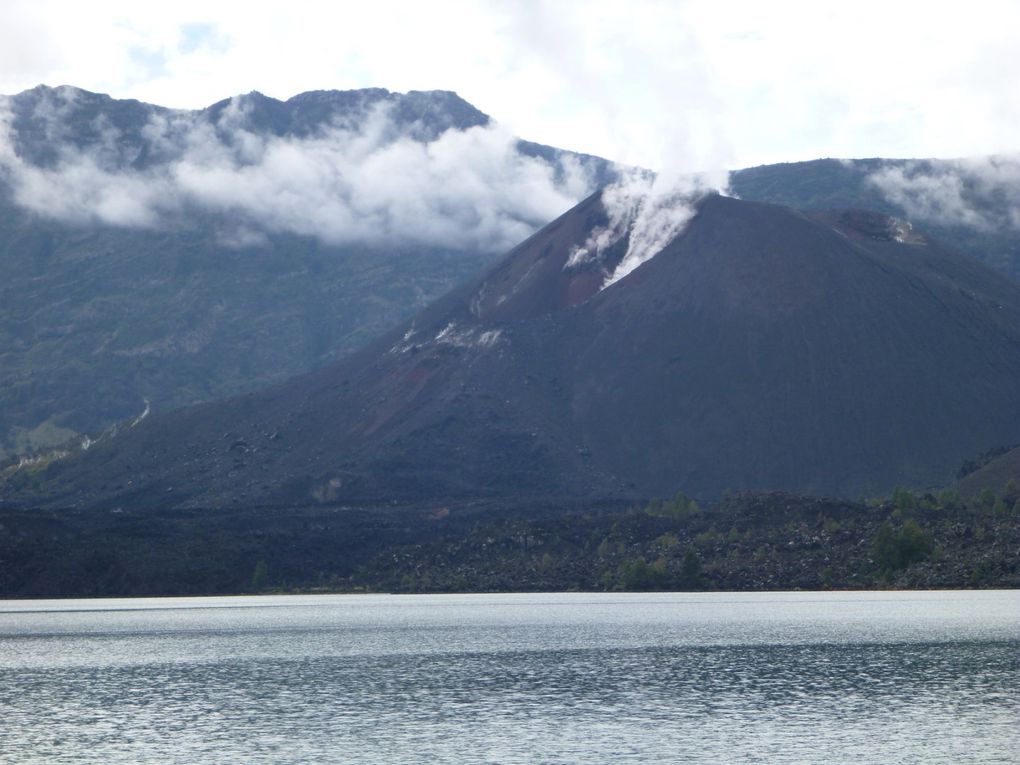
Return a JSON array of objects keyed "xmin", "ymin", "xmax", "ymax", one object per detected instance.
[{"xmin": 0, "ymin": 591, "xmax": 1017, "ymax": 764}]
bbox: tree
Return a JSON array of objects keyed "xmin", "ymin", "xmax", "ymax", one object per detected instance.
[
  {"xmin": 251, "ymin": 559, "xmax": 268, "ymax": 591},
  {"xmin": 1003, "ymin": 480, "xmax": 1019, "ymax": 505},
  {"xmin": 679, "ymin": 547, "xmax": 701, "ymax": 588},
  {"xmin": 891, "ymin": 487, "xmax": 917, "ymax": 512},
  {"xmin": 977, "ymin": 487, "xmax": 996, "ymax": 511},
  {"xmin": 873, "ymin": 522, "xmax": 899, "ymax": 572},
  {"xmin": 896, "ymin": 520, "xmax": 933, "ymax": 566},
  {"xmin": 617, "ymin": 556, "xmax": 670, "ymax": 590},
  {"xmin": 872, "ymin": 520, "xmax": 932, "ymax": 573},
  {"xmin": 937, "ymin": 488, "xmax": 961, "ymax": 510}
]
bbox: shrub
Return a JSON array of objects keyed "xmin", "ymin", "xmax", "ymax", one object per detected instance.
[
  {"xmin": 679, "ymin": 547, "xmax": 701, "ymax": 587},
  {"xmin": 891, "ymin": 487, "xmax": 918, "ymax": 512},
  {"xmin": 872, "ymin": 520, "xmax": 933, "ymax": 573}
]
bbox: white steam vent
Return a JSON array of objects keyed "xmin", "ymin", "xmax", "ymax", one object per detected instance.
[{"xmin": 568, "ymin": 169, "xmax": 725, "ymax": 288}]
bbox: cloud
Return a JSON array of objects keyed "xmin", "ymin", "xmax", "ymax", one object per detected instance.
[
  {"xmin": 2, "ymin": 2, "xmax": 1020, "ymax": 171},
  {"xmin": 494, "ymin": 1, "xmax": 731, "ymax": 175},
  {"xmin": 868, "ymin": 156, "xmax": 1020, "ymax": 231},
  {"xmin": 0, "ymin": 90, "xmax": 605, "ymax": 253}
]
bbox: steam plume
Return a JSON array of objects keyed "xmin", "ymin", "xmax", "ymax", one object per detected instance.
[{"xmin": 567, "ymin": 167, "xmax": 726, "ymax": 287}]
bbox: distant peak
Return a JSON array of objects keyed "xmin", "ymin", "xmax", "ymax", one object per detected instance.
[
  {"xmin": 406, "ymin": 89, "xmax": 469, "ymax": 100},
  {"xmin": 15, "ymin": 83, "xmax": 93, "ymax": 100},
  {"xmin": 285, "ymin": 88, "xmax": 391, "ymax": 104},
  {"xmin": 4, "ymin": 85, "xmax": 491, "ymax": 130}
]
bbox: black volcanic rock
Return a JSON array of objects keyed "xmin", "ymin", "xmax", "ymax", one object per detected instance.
[{"xmin": 14, "ymin": 192, "xmax": 1020, "ymax": 508}]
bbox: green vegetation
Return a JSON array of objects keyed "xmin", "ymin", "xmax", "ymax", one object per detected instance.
[
  {"xmin": 0, "ymin": 421, "xmax": 80, "ymax": 463},
  {"xmin": 251, "ymin": 560, "xmax": 269, "ymax": 591},
  {"xmin": 680, "ymin": 547, "xmax": 702, "ymax": 587},
  {"xmin": 2, "ymin": 485, "xmax": 1017, "ymax": 597},
  {"xmin": 891, "ymin": 487, "xmax": 918, "ymax": 512},
  {"xmin": 0, "ymin": 205, "xmax": 487, "ymax": 461},
  {"xmin": 872, "ymin": 520, "xmax": 933, "ymax": 574},
  {"xmin": 642, "ymin": 492, "xmax": 701, "ymax": 520}
]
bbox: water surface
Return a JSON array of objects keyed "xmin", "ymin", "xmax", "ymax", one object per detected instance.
[{"xmin": 1, "ymin": 591, "xmax": 1017, "ymax": 763}]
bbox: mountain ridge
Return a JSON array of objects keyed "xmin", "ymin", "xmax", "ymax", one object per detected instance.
[
  {"xmin": 15, "ymin": 190, "xmax": 1020, "ymax": 508},
  {"xmin": 2, "ymin": 84, "xmax": 1018, "ymax": 473},
  {"xmin": 0, "ymin": 84, "xmax": 619, "ymax": 460}
]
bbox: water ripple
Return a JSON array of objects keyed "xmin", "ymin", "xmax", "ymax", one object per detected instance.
[{"xmin": 1, "ymin": 591, "xmax": 1017, "ymax": 764}]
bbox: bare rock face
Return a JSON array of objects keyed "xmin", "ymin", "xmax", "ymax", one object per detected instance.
[{"xmin": 16, "ymin": 192, "xmax": 1020, "ymax": 509}]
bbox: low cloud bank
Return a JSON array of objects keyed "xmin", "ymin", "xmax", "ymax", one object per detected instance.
[
  {"xmin": 0, "ymin": 89, "xmax": 604, "ymax": 254},
  {"xmin": 868, "ymin": 156, "xmax": 1020, "ymax": 232}
]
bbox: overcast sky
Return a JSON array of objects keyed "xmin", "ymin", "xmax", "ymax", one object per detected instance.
[{"xmin": 2, "ymin": 0, "xmax": 1018, "ymax": 172}]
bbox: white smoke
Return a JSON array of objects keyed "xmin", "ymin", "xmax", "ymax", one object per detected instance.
[
  {"xmin": 868, "ymin": 155, "xmax": 1020, "ymax": 231},
  {"xmin": 567, "ymin": 167, "xmax": 726, "ymax": 287},
  {"xmin": 0, "ymin": 90, "xmax": 604, "ymax": 254}
]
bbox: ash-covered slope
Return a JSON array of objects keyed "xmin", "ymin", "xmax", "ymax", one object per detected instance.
[
  {"xmin": 15, "ymin": 193, "xmax": 1020, "ymax": 508},
  {"xmin": 0, "ymin": 85, "xmax": 618, "ymax": 460}
]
